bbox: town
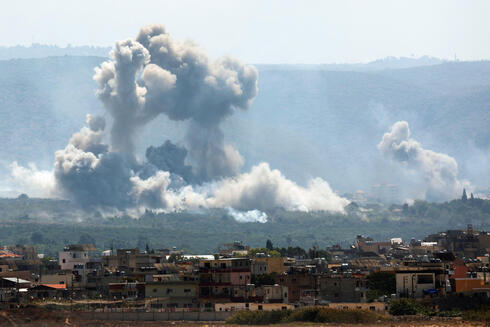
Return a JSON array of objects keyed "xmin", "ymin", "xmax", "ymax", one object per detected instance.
[{"xmin": 1, "ymin": 223, "xmax": 490, "ymax": 321}]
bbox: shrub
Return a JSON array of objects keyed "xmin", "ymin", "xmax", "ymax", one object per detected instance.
[
  {"xmin": 389, "ymin": 299, "xmax": 419, "ymax": 315},
  {"xmin": 306, "ymin": 307, "xmax": 381, "ymax": 323},
  {"xmin": 226, "ymin": 310, "xmax": 290, "ymax": 325},
  {"xmin": 287, "ymin": 306, "xmax": 320, "ymax": 322},
  {"xmin": 462, "ymin": 309, "xmax": 490, "ymax": 322},
  {"xmin": 227, "ymin": 307, "xmax": 384, "ymax": 325}
]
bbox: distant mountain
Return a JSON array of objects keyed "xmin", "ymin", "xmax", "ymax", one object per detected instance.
[
  {"xmin": 0, "ymin": 44, "xmax": 111, "ymax": 60},
  {"xmin": 0, "ymin": 56, "xmax": 489, "ymax": 198},
  {"xmin": 259, "ymin": 56, "xmax": 446, "ymax": 72}
]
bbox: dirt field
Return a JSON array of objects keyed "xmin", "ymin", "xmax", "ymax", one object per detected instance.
[{"xmin": 0, "ymin": 309, "xmax": 487, "ymax": 327}]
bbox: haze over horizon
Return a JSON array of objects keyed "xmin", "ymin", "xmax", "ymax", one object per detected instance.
[{"xmin": 2, "ymin": 0, "xmax": 490, "ymax": 64}]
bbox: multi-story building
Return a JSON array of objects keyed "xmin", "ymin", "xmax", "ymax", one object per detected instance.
[
  {"xmin": 198, "ymin": 258, "xmax": 251, "ymax": 310},
  {"xmin": 252, "ymin": 257, "xmax": 285, "ymax": 275},
  {"xmin": 145, "ymin": 274, "xmax": 199, "ymax": 310},
  {"xmin": 318, "ymin": 274, "xmax": 367, "ymax": 303},
  {"xmin": 395, "ymin": 262, "xmax": 449, "ymax": 298},
  {"xmin": 275, "ymin": 267, "xmax": 316, "ymax": 305},
  {"xmin": 58, "ymin": 244, "xmax": 95, "ymax": 270}
]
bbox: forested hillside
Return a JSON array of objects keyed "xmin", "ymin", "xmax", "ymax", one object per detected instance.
[{"xmin": 0, "ymin": 196, "xmax": 488, "ymax": 256}]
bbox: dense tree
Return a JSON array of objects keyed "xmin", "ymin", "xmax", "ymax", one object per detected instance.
[{"xmin": 366, "ymin": 272, "xmax": 396, "ymax": 295}]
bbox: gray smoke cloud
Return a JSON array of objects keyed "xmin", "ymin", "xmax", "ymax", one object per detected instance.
[
  {"xmin": 94, "ymin": 24, "xmax": 258, "ymax": 181},
  {"xmin": 53, "ymin": 116, "xmax": 136, "ymax": 208},
  {"xmin": 9, "ymin": 24, "xmax": 349, "ymax": 217},
  {"xmin": 145, "ymin": 140, "xmax": 195, "ymax": 184},
  {"xmin": 68, "ymin": 115, "xmax": 108, "ymax": 156},
  {"xmin": 378, "ymin": 121, "xmax": 468, "ymax": 201}
]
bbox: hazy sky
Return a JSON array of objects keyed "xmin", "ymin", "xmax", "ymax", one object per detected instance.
[{"xmin": 2, "ymin": 0, "xmax": 490, "ymax": 63}]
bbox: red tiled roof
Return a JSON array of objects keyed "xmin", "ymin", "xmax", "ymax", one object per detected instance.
[
  {"xmin": 0, "ymin": 253, "xmax": 22, "ymax": 258},
  {"xmin": 42, "ymin": 284, "xmax": 67, "ymax": 290}
]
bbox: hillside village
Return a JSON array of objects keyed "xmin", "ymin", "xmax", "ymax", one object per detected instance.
[{"xmin": 1, "ymin": 224, "xmax": 490, "ymax": 317}]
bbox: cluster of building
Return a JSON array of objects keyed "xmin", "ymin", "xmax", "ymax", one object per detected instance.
[{"xmin": 1, "ymin": 225, "xmax": 490, "ymax": 313}]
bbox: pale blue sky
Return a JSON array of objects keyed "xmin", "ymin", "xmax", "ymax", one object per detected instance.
[{"xmin": 2, "ymin": 0, "xmax": 489, "ymax": 63}]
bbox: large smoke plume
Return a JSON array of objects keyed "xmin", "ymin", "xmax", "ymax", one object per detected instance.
[
  {"xmin": 378, "ymin": 121, "xmax": 468, "ymax": 201},
  {"xmin": 10, "ymin": 24, "xmax": 349, "ymax": 220},
  {"xmin": 93, "ymin": 25, "xmax": 256, "ymax": 181}
]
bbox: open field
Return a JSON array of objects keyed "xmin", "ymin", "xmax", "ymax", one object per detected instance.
[{"xmin": 0, "ymin": 309, "xmax": 486, "ymax": 327}]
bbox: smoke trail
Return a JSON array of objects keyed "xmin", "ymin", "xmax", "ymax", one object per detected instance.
[{"xmin": 378, "ymin": 121, "xmax": 468, "ymax": 201}]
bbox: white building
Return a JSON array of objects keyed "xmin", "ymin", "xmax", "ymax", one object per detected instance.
[{"xmin": 58, "ymin": 244, "xmax": 95, "ymax": 270}]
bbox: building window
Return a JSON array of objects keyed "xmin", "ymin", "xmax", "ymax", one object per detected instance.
[
  {"xmin": 153, "ymin": 289, "xmax": 157, "ymax": 293},
  {"xmin": 184, "ymin": 289, "xmax": 191, "ymax": 293},
  {"xmin": 334, "ymin": 293, "xmax": 339, "ymax": 298},
  {"xmin": 417, "ymin": 274, "xmax": 433, "ymax": 284},
  {"xmin": 62, "ymin": 259, "xmax": 66, "ymax": 263},
  {"xmin": 258, "ymin": 305, "xmax": 263, "ymax": 310},
  {"xmin": 166, "ymin": 289, "xmax": 173, "ymax": 294}
]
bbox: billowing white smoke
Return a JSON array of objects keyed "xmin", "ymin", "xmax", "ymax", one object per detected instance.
[
  {"xmin": 205, "ymin": 163, "xmax": 349, "ymax": 212},
  {"xmin": 10, "ymin": 24, "xmax": 349, "ymax": 219},
  {"xmin": 227, "ymin": 208, "xmax": 268, "ymax": 223},
  {"xmin": 129, "ymin": 162, "xmax": 349, "ymax": 213},
  {"xmin": 9, "ymin": 162, "xmax": 56, "ymax": 198},
  {"xmin": 378, "ymin": 121, "xmax": 468, "ymax": 201}
]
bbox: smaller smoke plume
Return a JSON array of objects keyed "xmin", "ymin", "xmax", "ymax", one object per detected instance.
[
  {"xmin": 9, "ymin": 162, "xmax": 56, "ymax": 198},
  {"xmin": 378, "ymin": 121, "xmax": 468, "ymax": 201},
  {"xmin": 227, "ymin": 207, "xmax": 268, "ymax": 223}
]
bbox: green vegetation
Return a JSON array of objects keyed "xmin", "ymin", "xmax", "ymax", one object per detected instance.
[
  {"xmin": 462, "ymin": 309, "xmax": 490, "ymax": 322},
  {"xmin": 226, "ymin": 309, "xmax": 290, "ymax": 325},
  {"xmin": 251, "ymin": 273, "xmax": 277, "ymax": 287},
  {"xmin": 226, "ymin": 307, "xmax": 384, "ymax": 324},
  {"xmin": 388, "ymin": 299, "xmax": 438, "ymax": 316},
  {"xmin": 366, "ymin": 271, "xmax": 396, "ymax": 302},
  {"xmin": 0, "ymin": 197, "xmax": 489, "ymax": 257}
]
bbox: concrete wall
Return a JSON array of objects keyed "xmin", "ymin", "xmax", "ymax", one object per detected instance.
[{"xmin": 79, "ymin": 310, "xmax": 234, "ymax": 321}]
